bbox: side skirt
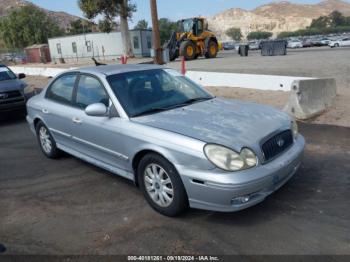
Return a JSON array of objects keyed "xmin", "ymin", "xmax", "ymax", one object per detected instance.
[{"xmin": 57, "ymin": 143, "xmax": 135, "ymax": 182}]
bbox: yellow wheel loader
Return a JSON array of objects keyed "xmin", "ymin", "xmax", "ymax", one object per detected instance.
[{"xmin": 165, "ymin": 17, "xmax": 219, "ymax": 61}]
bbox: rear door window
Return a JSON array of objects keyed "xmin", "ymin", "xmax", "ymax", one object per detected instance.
[{"xmin": 46, "ymin": 74, "xmax": 77, "ymax": 105}]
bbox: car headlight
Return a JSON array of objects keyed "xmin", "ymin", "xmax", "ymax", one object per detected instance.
[
  {"xmin": 291, "ymin": 120, "xmax": 298, "ymax": 139},
  {"xmin": 204, "ymin": 144, "xmax": 257, "ymax": 171}
]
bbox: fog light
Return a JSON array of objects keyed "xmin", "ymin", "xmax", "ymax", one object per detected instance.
[{"xmin": 231, "ymin": 195, "xmax": 250, "ymax": 205}]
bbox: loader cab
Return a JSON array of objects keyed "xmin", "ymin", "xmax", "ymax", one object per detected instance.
[{"xmin": 181, "ymin": 18, "xmax": 206, "ymax": 36}]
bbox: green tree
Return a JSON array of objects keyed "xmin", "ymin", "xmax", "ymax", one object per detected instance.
[
  {"xmin": 225, "ymin": 27, "xmax": 242, "ymax": 42},
  {"xmin": 134, "ymin": 19, "xmax": 149, "ymax": 30},
  {"xmin": 158, "ymin": 18, "xmax": 179, "ymax": 44},
  {"xmin": 0, "ymin": 5, "xmax": 63, "ymax": 49},
  {"xmin": 329, "ymin": 10, "xmax": 345, "ymax": 27},
  {"xmin": 310, "ymin": 15, "xmax": 330, "ymax": 28},
  {"xmin": 0, "ymin": 38, "xmax": 7, "ymax": 53},
  {"xmin": 247, "ymin": 31, "xmax": 272, "ymax": 40},
  {"xmin": 68, "ymin": 19, "xmax": 94, "ymax": 35},
  {"xmin": 78, "ymin": 0, "xmax": 136, "ymax": 56},
  {"xmin": 278, "ymin": 11, "xmax": 350, "ymax": 38}
]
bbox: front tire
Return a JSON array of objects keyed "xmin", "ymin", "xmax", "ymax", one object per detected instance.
[
  {"xmin": 138, "ymin": 153, "xmax": 188, "ymax": 216},
  {"xmin": 36, "ymin": 121, "xmax": 61, "ymax": 159},
  {"xmin": 179, "ymin": 41, "xmax": 197, "ymax": 61}
]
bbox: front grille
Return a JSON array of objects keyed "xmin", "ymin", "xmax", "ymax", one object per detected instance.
[
  {"xmin": 4, "ymin": 90, "xmax": 22, "ymax": 98},
  {"xmin": 262, "ymin": 130, "xmax": 293, "ymax": 162},
  {"xmin": 0, "ymin": 90, "xmax": 24, "ymax": 104}
]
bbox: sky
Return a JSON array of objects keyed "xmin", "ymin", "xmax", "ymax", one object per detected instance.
[{"xmin": 28, "ymin": 0, "xmax": 350, "ymax": 27}]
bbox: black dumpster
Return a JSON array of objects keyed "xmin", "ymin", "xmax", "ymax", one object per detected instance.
[
  {"xmin": 238, "ymin": 44, "xmax": 249, "ymax": 57},
  {"xmin": 261, "ymin": 40, "xmax": 287, "ymax": 56}
]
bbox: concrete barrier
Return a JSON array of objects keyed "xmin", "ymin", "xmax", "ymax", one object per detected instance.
[
  {"xmin": 185, "ymin": 71, "xmax": 312, "ymax": 91},
  {"xmin": 284, "ymin": 78, "xmax": 337, "ymax": 120},
  {"xmin": 9, "ymin": 66, "xmax": 75, "ymax": 78}
]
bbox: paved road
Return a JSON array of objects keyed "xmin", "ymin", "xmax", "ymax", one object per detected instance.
[
  {"xmin": 169, "ymin": 46, "xmax": 350, "ymax": 91},
  {"xmin": 0, "ymin": 115, "xmax": 349, "ymax": 255}
]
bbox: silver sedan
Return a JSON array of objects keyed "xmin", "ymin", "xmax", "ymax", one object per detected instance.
[{"xmin": 26, "ymin": 64, "xmax": 305, "ymax": 216}]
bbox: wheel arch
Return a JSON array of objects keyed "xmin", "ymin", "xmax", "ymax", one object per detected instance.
[
  {"xmin": 131, "ymin": 147, "xmax": 179, "ymax": 187},
  {"xmin": 205, "ymin": 36, "xmax": 218, "ymax": 47},
  {"xmin": 33, "ymin": 116, "xmax": 47, "ymax": 130}
]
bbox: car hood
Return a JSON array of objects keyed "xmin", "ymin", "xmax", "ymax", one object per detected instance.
[
  {"xmin": 0, "ymin": 79, "xmax": 26, "ymax": 93},
  {"xmin": 132, "ymin": 97, "xmax": 291, "ymax": 151}
]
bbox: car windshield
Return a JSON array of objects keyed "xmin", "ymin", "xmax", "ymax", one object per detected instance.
[
  {"xmin": 107, "ymin": 69, "xmax": 214, "ymax": 117},
  {"xmin": 0, "ymin": 66, "xmax": 17, "ymax": 81}
]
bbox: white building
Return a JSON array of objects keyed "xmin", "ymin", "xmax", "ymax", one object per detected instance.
[{"xmin": 48, "ymin": 29, "xmax": 152, "ymax": 62}]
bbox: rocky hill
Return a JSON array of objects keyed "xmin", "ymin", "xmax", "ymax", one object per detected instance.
[
  {"xmin": 208, "ymin": 0, "xmax": 350, "ymax": 40},
  {"xmin": 0, "ymin": 0, "xmax": 84, "ymax": 31}
]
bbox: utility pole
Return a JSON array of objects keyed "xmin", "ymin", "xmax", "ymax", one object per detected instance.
[{"xmin": 150, "ymin": 0, "xmax": 163, "ymax": 64}]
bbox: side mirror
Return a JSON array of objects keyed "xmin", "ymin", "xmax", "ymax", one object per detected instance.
[
  {"xmin": 18, "ymin": 73, "xmax": 26, "ymax": 79},
  {"xmin": 85, "ymin": 103, "xmax": 107, "ymax": 117}
]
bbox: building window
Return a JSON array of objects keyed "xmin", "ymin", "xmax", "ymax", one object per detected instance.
[
  {"xmin": 86, "ymin": 41, "xmax": 91, "ymax": 52},
  {"xmin": 72, "ymin": 42, "xmax": 77, "ymax": 53},
  {"xmin": 133, "ymin": 36, "xmax": 139, "ymax": 49},
  {"xmin": 57, "ymin": 43, "xmax": 62, "ymax": 54},
  {"xmin": 147, "ymin": 36, "xmax": 152, "ymax": 49}
]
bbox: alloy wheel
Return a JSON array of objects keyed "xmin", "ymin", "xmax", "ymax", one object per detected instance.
[
  {"xmin": 39, "ymin": 126, "xmax": 52, "ymax": 154},
  {"xmin": 144, "ymin": 164, "xmax": 174, "ymax": 207}
]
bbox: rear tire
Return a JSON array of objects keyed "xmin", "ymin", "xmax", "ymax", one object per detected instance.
[
  {"xmin": 179, "ymin": 41, "xmax": 197, "ymax": 61},
  {"xmin": 138, "ymin": 153, "xmax": 188, "ymax": 216},
  {"xmin": 36, "ymin": 121, "xmax": 61, "ymax": 159},
  {"xmin": 205, "ymin": 39, "xmax": 218, "ymax": 59}
]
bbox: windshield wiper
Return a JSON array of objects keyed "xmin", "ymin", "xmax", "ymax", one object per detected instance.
[
  {"xmin": 132, "ymin": 97, "xmax": 214, "ymax": 117},
  {"xmin": 182, "ymin": 97, "xmax": 214, "ymax": 105},
  {"xmin": 132, "ymin": 108, "xmax": 167, "ymax": 117}
]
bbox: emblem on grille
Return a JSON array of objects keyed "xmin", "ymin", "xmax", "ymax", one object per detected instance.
[
  {"xmin": 0, "ymin": 93, "xmax": 9, "ymax": 99},
  {"xmin": 277, "ymin": 137, "xmax": 285, "ymax": 147}
]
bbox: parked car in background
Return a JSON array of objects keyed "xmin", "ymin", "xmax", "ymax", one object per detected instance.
[
  {"xmin": 248, "ymin": 41, "xmax": 260, "ymax": 50},
  {"xmin": 329, "ymin": 37, "xmax": 350, "ymax": 48},
  {"xmin": 13, "ymin": 54, "xmax": 27, "ymax": 64},
  {"xmin": 287, "ymin": 39, "xmax": 303, "ymax": 48},
  {"xmin": 320, "ymin": 37, "xmax": 331, "ymax": 46},
  {"xmin": 26, "ymin": 64, "xmax": 305, "ymax": 216},
  {"xmin": 302, "ymin": 39, "xmax": 312, "ymax": 48},
  {"xmin": 310, "ymin": 38, "xmax": 323, "ymax": 47},
  {"xmin": 222, "ymin": 42, "xmax": 236, "ymax": 50},
  {"xmin": 1, "ymin": 53, "xmax": 14, "ymax": 62},
  {"xmin": 0, "ymin": 65, "xmax": 34, "ymax": 113}
]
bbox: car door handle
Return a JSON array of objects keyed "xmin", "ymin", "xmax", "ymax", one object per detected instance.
[
  {"xmin": 42, "ymin": 108, "xmax": 49, "ymax": 114},
  {"xmin": 72, "ymin": 117, "xmax": 82, "ymax": 124}
]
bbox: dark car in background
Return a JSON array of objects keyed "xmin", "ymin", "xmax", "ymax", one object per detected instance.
[
  {"xmin": 302, "ymin": 38, "xmax": 312, "ymax": 48},
  {"xmin": 0, "ymin": 65, "xmax": 34, "ymax": 113},
  {"xmin": 222, "ymin": 42, "xmax": 236, "ymax": 50}
]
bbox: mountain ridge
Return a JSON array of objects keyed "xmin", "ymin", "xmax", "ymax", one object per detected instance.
[
  {"xmin": 0, "ymin": 0, "xmax": 84, "ymax": 31},
  {"xmin": 208, "ymin": 0, "xmax": 350, "ymax": 40}
]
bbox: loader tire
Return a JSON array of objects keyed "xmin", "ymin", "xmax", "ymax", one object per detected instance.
[
  {"xmin": 205, "ymin": 39, "xmax": 218, "ymax": 59},
  {"xmin": 180, "ymin": 41, "xmax": 197, "ymax": 61}
]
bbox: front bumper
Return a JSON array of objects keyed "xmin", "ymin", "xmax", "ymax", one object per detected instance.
[
  {"xmin": 0, "ymin": 100, "xmax": 26, "ymax": 112},
  {"xmin": 0, "ymin": 91, "xmax": 35, "ymax": 113},
  {"xmin": 177, "ymin": 135, "xmax": 305, "ymax": 212}
]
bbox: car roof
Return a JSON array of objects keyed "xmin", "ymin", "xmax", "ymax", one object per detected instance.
[{"xmin": 74, "ymin": 64, "xmax": 167, "ymax": 76}]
